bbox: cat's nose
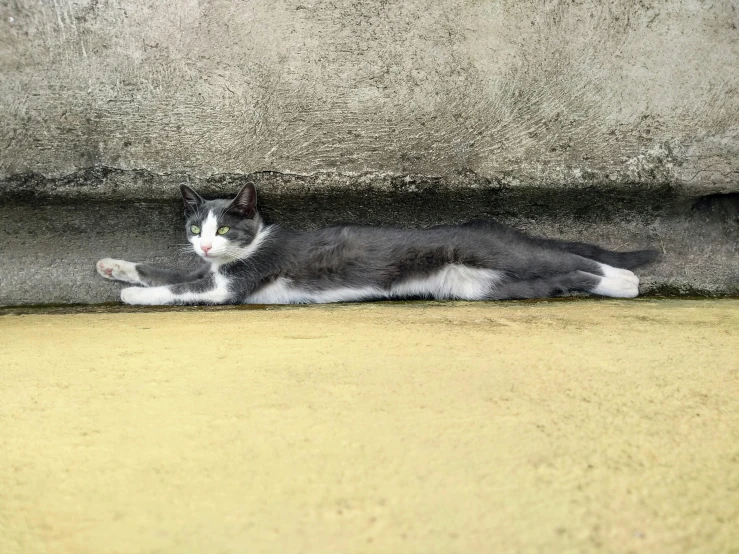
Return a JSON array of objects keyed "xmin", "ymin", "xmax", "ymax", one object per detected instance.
[{"xmin": 201, "ymin": 244, "xmax": 212, "ymax": 255}]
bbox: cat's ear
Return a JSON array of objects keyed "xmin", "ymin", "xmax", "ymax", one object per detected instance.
[
  {"xmin": 180, "ymin": 185, "xmax": 203, "ymax": 212},
  {"xmin": 227, "ymin": 183, "xmax": 258, "ymax": 218}
]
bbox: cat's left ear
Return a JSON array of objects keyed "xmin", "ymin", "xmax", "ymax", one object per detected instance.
[{"xmin": 227, "ymin": 183, "xmax": 258, "ymax": 218}]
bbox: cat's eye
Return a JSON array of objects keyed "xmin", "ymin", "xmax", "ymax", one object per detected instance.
[
  {"xmin": 217, "ymin": 226, "xmax": 230, "ymax": 235},
  {"xmin": 190, "ymin": 225, "xmax": 201, "ymax": 234}
]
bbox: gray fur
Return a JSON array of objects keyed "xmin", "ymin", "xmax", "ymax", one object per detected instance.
[{"xmin": 97, "ymin": 184, "xmax": 659, "ymax": 305}]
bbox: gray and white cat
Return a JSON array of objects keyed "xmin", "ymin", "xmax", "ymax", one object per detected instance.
[{"xmin": 97, "ymin": 184, "xmax": 658, "ymax": 305}]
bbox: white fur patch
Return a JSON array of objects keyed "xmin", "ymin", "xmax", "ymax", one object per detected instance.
[
  {"xmin": 121, "ymin": 274, "xmax": 232, "ymax": 305},
  {"xmin": 191, "ymin": 211, "xmax": 225, "ymax": 259},
  {"xmin": 390, "ymin": 265, "xmax": 503, "ymax": 300},
  {"xmin": 592, "ymin": 263, "xmax": 639, "ymax": 298},
  {"xmin": 593, "ymin": 276, "xmax": 639, "ymax": 298},
  {"xmin": 201, "ymin": 211, "xmax": 219, "ymax": 242},
  {"xmin": 97, "ymin": 258, "xmax": 142, "ymax": 284},
  {"xmin": 245, "ymin": 265, "xmax": 503, "ymax": 304},
  {"xmin": 121, "ymin": 286, "xmax": 174, "ymax": 305},
  {"xmin": 246, "ymin": 279, "xmax": 383, "ymax": 304},
  {"xmin": 599, "ymin": 263, "xmax": 639, "ymax": 285}
]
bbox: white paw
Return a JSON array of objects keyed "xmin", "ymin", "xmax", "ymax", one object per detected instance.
[
  {"xmin": 97, "ymin": 258, "xmax": 141, "ymax": 284},
  {"xmin": 599, "ymin": 263, "xmax": 639, "ymax": 286},
  {"xmin": 121, "ymin": 286, "xmax": 173, "ymax": 306},
  {"xmin": 120, "ymin": 287, "xmax": 144, "ymax": 305},
  {"xmin": 593, "ymin": 276, "xmax": 639, "ymax": 298}
]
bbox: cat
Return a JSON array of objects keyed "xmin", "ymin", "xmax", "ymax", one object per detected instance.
[{"xmin": 96, "ymin": 183, "xmax": 659, "ymax": 305}]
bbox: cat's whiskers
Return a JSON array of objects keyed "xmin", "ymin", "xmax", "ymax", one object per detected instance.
[{"xmin": 176, "ymin": 245, "xmax": 198, "ymax": 255}]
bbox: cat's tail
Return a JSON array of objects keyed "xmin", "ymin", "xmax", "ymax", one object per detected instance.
[{"xmin": 543, "ymin": 240, "xmax": 661, "ymax": 269}]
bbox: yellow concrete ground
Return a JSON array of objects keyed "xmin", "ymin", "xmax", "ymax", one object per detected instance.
[{"xmin": 0, "ymin": 299, "xmax": 737, "ymax": 554}]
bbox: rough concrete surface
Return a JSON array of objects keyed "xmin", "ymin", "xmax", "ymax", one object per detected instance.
[
  {"xmin": 1, "ymin": 1, "xmax": 738, "ymax": 303},
  {"xmin": 1, "ymin": 0, "xmax": 738, "ymax": 183},
  {"xmin": 1, "ymin": 181, "xmax": 738, "ymax": 305},
  {"xmin": 0, "ymin": 300, "xmax": 738, "ymax": 553}
]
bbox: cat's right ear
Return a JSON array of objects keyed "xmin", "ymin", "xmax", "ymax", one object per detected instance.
[{"xmin": 180, "ymin": 185, "xmax": 203, "ymax": 213}]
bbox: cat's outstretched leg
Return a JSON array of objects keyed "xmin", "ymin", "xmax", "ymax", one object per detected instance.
[
  {"xmin": 533, "ymin": 239, "xmax": 659, "ymax": 270},
  {"xmin": 120, "ymin": 274, "xmax": 237, "ymax": 305},
  {"xmin": 489, "ymin": 269, "xmax": 638, "ymax": 300},
  {"xmin": 495, "ymin": 248, "xmax": 642, "ymax": 299},
  {"xmin": 97, "ymin": 258, "xmax": 209, "ymax": 286},
  {"xmin": 97, "ymin": 258, "xmax": 142, "ymax": 284}
]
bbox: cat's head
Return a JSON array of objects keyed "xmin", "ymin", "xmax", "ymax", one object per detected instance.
[{"xmin": 180, "ymin": 183, "xmax": 264, "ymax": 264}]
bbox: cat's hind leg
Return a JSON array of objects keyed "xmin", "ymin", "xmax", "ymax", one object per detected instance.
[
  {"xmin": 97, "ymin": 258, "xmax": 209, "ymax": 286},
  {"xmin": 501, "ymin": 247, "xmax": 640, "ymax": 298},
  {"xmin": 489, "ymin": 270, "xmax": 638, "ymax": 300},
  {"xmin": 535, "ymin": 238, "xmax": 659, "ymax": 270}
]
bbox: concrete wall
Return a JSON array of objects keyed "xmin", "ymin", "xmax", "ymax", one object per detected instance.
[
  {"xmin": 1, "ymin": 0, "xmax": 738, "ymax": 304},
  {"xmin": 2, "ymin": 0, "xmax": 739, "ymax": 185}
]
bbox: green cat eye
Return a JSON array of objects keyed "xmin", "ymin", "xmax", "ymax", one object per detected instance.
[
  {"xmin": 217, "ymin": 226, "xmax": 230, "ymax": 235},
  {"xmin": 190, "ymin": 225, "xmax": 201, "ymax": 234}
]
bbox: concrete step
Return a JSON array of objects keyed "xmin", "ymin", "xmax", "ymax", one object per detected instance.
[{"xmin": 1, "ymin": 169, "xmax": 737, "ymax": 305}]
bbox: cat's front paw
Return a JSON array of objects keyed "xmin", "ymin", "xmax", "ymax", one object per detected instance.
[
  {"xmin": 97, "ymin": 258, "xmax": 141, "ymax": 284},
  {"xmin": 121, "ymin": 286, "xmax": 173, "ymax": 306},
  {"xmin": 121, "ymin": 287, "xmax": 144, "ymax": 305}
]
